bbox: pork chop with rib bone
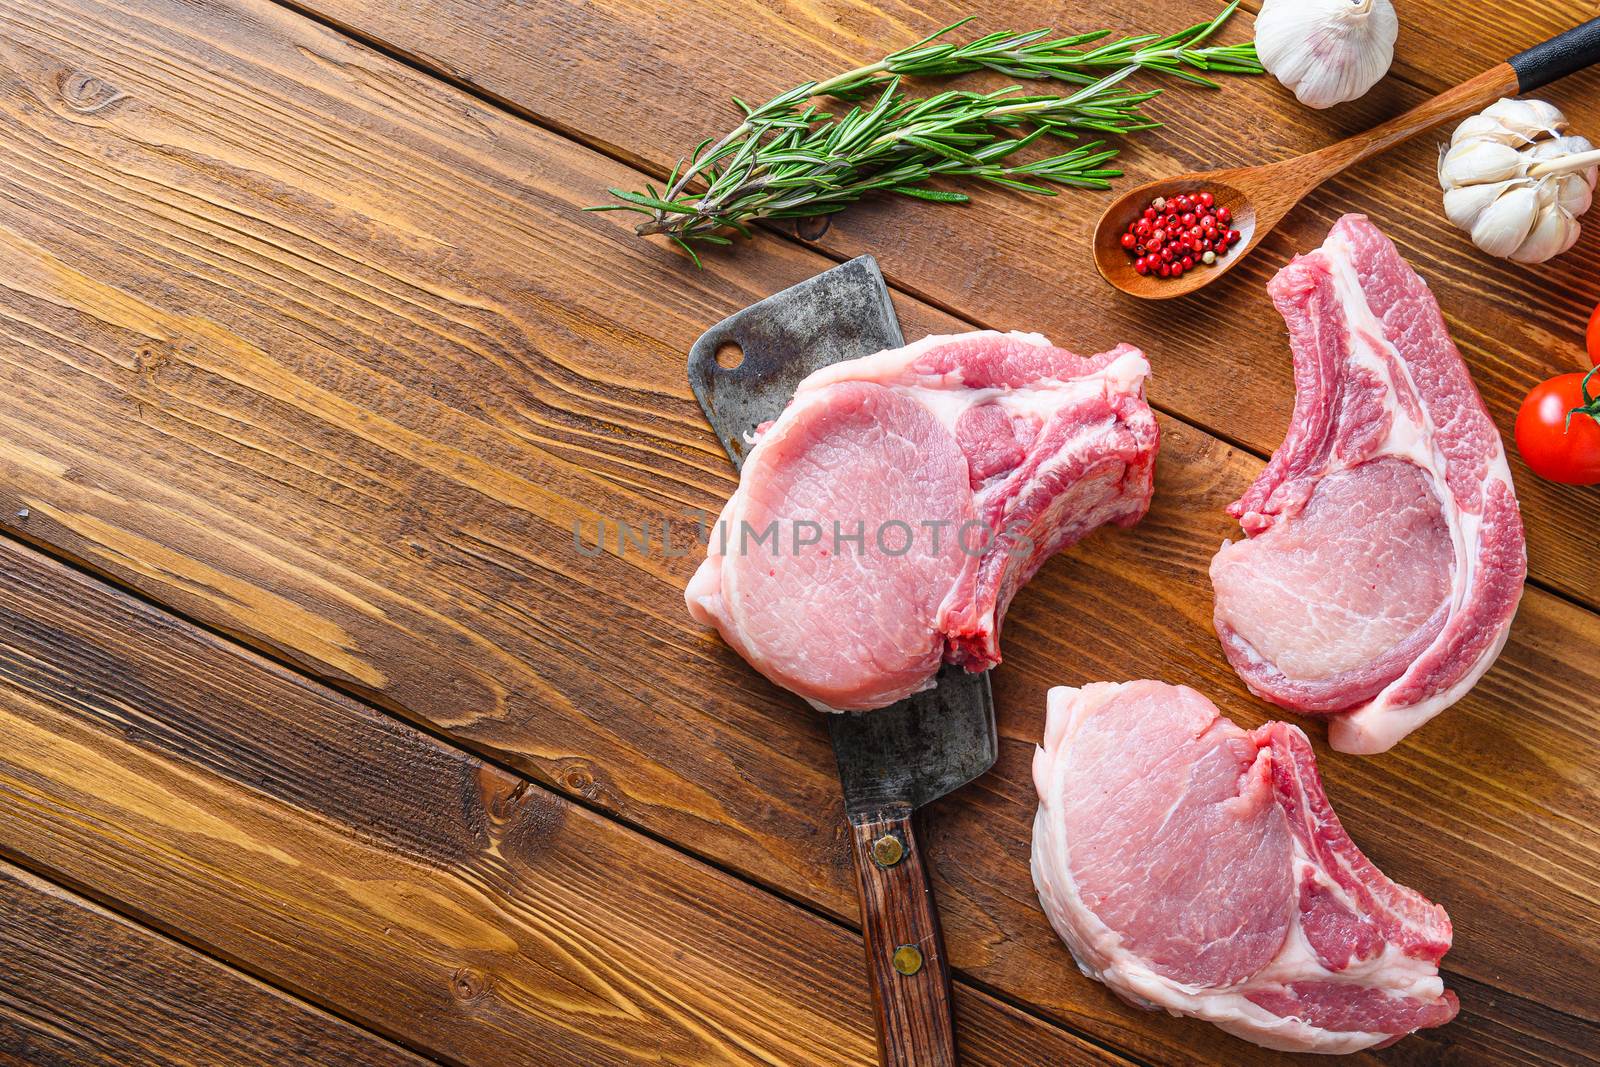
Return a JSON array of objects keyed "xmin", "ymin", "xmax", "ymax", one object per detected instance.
[
  {"xmin": 687, "ymin": 331, "xmax": 1159, "ymax": 711},
  {"xmin": 1211, "ymin": 215, "xmax": 1526, "ymax": 754},
  {"xmin": 1032, "ymin": 681, "xmax": 1458, "ymax": 1054}
]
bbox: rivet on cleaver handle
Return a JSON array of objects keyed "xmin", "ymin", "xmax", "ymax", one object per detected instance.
[{"xmin": 687, "ymin": 255, "xmax": 903, "ymax": 472}]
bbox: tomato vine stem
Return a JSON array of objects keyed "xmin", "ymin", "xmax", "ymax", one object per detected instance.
[{"xmin": 1564, "ymin": 365, "xmax": 1600, "ymax": 431}]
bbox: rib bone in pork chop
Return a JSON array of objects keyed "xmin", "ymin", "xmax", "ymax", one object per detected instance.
[
  {"xmin": 1032, "ymin": 681, "xmax": 1458, "ymax": 1054},
  {"xmin": 687, "ymin": 331, "xmax": 1159, "ymax": 711},
  {"xmin": 1211, "ymin": 215, "xmax": 1526, "ymax": 754}
]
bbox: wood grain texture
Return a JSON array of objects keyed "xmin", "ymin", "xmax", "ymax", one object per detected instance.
[
  {"xmin": 0, "ymin": 860, "xmax": 429, "ymax": 1067},
  {"xmin": 0, "ymin": 535, "xmax": 1118, "ymax": 1067},
  {"xmin": 0, "ymin": 1, "xmax": 1595, "ymax": 1064},
  {"xmin": 291, "ymin": 0, "xmax": 1600, "ymax": 611},
  {"xmin": 300, "ymin": 0, "xmax": 1600, "ymax": 111},
  {"xmin": 848, "ymin": 811, "xmax": 957, "ymax": 1067}
]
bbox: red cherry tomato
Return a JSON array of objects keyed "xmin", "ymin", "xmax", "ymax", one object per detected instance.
[
  {"xmin": 1516, "ymin": 371, "xmax": 1600, "ymax": 485},
  {"xmin": 1586, "ymin": 303, "xmax": 1600, "ymax": 366}
]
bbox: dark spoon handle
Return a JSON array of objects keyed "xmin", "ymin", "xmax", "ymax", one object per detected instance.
[{"xmin": 1511, "ymin": 16, "xmax": 1600, "ymax": 93}]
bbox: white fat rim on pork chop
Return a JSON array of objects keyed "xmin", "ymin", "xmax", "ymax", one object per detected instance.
[
  {"xmin": 1316, "ymin": 228, "xmax": 1521, "ymax": 753},
  {"xmin": 1032, "ymin": 683, "xmax": 1451, "ymax": 1054}
]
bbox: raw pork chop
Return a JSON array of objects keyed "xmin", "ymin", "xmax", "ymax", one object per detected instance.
[
  {"xmin": 1032, "ymin": 681, "xmax": 1458, "ymax": 1054},
  {"xmin": 687, "ymin": 331, "xmax": 1159, "ymax": 711},
  {"xmin": 1211, "ymin": 215, "xmax": 1526, "ymax": 754}
]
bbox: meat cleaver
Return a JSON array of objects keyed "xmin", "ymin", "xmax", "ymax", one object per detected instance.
[{"xmin": 688, "ymin": 256, "xmax": 997, "ymax": 1067}]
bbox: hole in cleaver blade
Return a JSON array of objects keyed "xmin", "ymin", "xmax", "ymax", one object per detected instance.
[
  {"xmin": 688, "ymin": 255, "xmax": 903, "ymax": 473},
  {"xmin": 687, "ymin": 255, "xmax": 997, "ymax": 813}
]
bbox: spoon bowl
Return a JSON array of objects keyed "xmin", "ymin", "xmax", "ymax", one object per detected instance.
[{"xmin": 1092, "ymin": 174, "xmax": 1260, "ymax": 300}]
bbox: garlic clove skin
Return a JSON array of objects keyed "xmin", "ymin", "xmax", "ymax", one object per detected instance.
[
  {"xmin": 1531, "ymin": 135, "xmax": 1599, "ymax": 177},
  {"xmin": 1450, "ymin": 113, "xmax": 1522, "ymax": 148},
  {"xmin": 1255, "ymin": 0, "xmax": 1398, "ymax": 110},
  {"xmin": 1482, "ymin": 98, "xmax": 1567, "ymax": 142},
  {"xmin": 1440, "ymin": 139, "xmax": 1526, "ymax": 185},
  {"xmin": 1526, "ymin": 135, "xmax": 1596, "ymax": 166},
  {"xmin": 1470, "ymin": 185, "xmax": 1541, "ymax": 258},
  {"xmin": 1509, "ymin": 207, "xmax": 1579, "ymax": 264},
  {"xmin": 1443, "ymin": 180, "xmax": 1522, "ymax": 231},
  {"xmin": 1557, "ymin": 175, "xmax": 1594, "ymax": 218}
]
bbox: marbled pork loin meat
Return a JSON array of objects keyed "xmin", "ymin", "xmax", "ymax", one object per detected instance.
[
  {"xmin": 1211, "ymin": 215, "xmax": 1526, "ymax": 754},
  {"xmin": 1032, "ymin": 681, "xmax": 1458, "ymax": 1054},
  {"xmin": 687, "ymin": 331, "xmax": 1158, "ymax": 711}
]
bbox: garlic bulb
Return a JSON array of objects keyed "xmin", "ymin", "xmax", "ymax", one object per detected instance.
[
  {"xmin": 1438, "ymin": 98, "xmax": 1600, "ymax": 264},
  {"xmin": 1255, "ymin": 0, "xmax": 1398, "ymax": 109}
]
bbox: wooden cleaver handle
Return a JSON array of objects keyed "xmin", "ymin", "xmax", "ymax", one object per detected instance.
[{"xmin": 847, "ymin": 808, "xmax": 957, "ymax": 1067}]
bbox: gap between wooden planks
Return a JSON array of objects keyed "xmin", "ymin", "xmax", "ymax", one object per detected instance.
[
  {"xmin": 0, "ymin": 0, "xmax": 1595, "ymax": 1064},
  {"xmin": 283, "ymin": 0, "xmax": 1600, "ymax": 613},
  {"xmin": 0, "ymin": 532, "xmax": 1129, "ymax": 1067},
  {"xmin": 0, "ymin": 857, "xmax": 432, "ymax": 1067}
]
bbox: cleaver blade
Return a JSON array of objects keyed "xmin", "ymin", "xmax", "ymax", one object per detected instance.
[{"xmin": 689, "ymin": 256, "xmax": 996, "ymax": 1067}]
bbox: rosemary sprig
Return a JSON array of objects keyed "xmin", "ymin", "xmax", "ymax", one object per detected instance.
[
  {"xmin": 825, "ymin": 0, "xmax": 1262, "ymax": 96},
  {"xmin": 591, "ymin": 2, "xmax": 1260, "ymax": 263}
]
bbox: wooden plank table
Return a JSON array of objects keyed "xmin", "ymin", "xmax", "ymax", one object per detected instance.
[{"xmin": 0, "ymin": 0, "xmax": 1595, "ymax": 1063}]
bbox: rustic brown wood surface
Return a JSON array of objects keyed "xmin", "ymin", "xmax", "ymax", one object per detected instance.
[
  {"xmin": 0, "ymin": 0, "xmax": 1595, "ymax": 1064},
  {"xmin": 0, "ymin": 860, "xmax": 430, "ymax": 1067},
  {"xmin": 0, "ymin": 536, "xmax": 1124, "ymax": 1067}
]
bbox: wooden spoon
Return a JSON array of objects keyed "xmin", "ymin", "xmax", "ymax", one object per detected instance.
[{"xmin": 1094, "ymin": 16, "xmax": 1600, "ymax": 299}]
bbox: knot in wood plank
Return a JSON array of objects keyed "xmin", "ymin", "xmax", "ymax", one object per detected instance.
[{"xmin": 57, "ymin": 70, "xmax": 127, "ymax": 114}]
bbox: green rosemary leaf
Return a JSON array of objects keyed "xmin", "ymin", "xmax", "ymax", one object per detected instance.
[
  {"xmin": 895, "ymin": 15, "xmax": 979, "ymax": 57},
  {"xmin": 971, "ymin": 132, "xmax": 1042, "ymax": 163},
  {"xmin": 670, "ymin": 236, "xmax": 704, "ymax": 269},
  {"xmin": 1081, "ymin": 33, "xmax": 1161, "ymax": 60},
  {"xmin": 766, "ymin": 203, "xmax": 854, "ymax": 219},
  {"xmin": 1165, "ymin": 69, "xmax": 1224, "ymax": 89},
  {"xmin": 759, "ymin": 150, "xmax": 834, "ymax": 165},
  {"xmin": 606, "ymin": 188, "xmax": 699, "ymax": 213},
  {"xmin": 889, "ymin": 186, "xmax": 972, "ymax": 202},
  {"xmin": 986, "ymin": 177, "xmax": 1060, "ymax": 195},
  {"xmin": 582, "ymin": 203, "xmax": 657, "ymax": 215},
  {"xmin": 902, "ymin": 136, "xmax": 985, "ymax": 165}
]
